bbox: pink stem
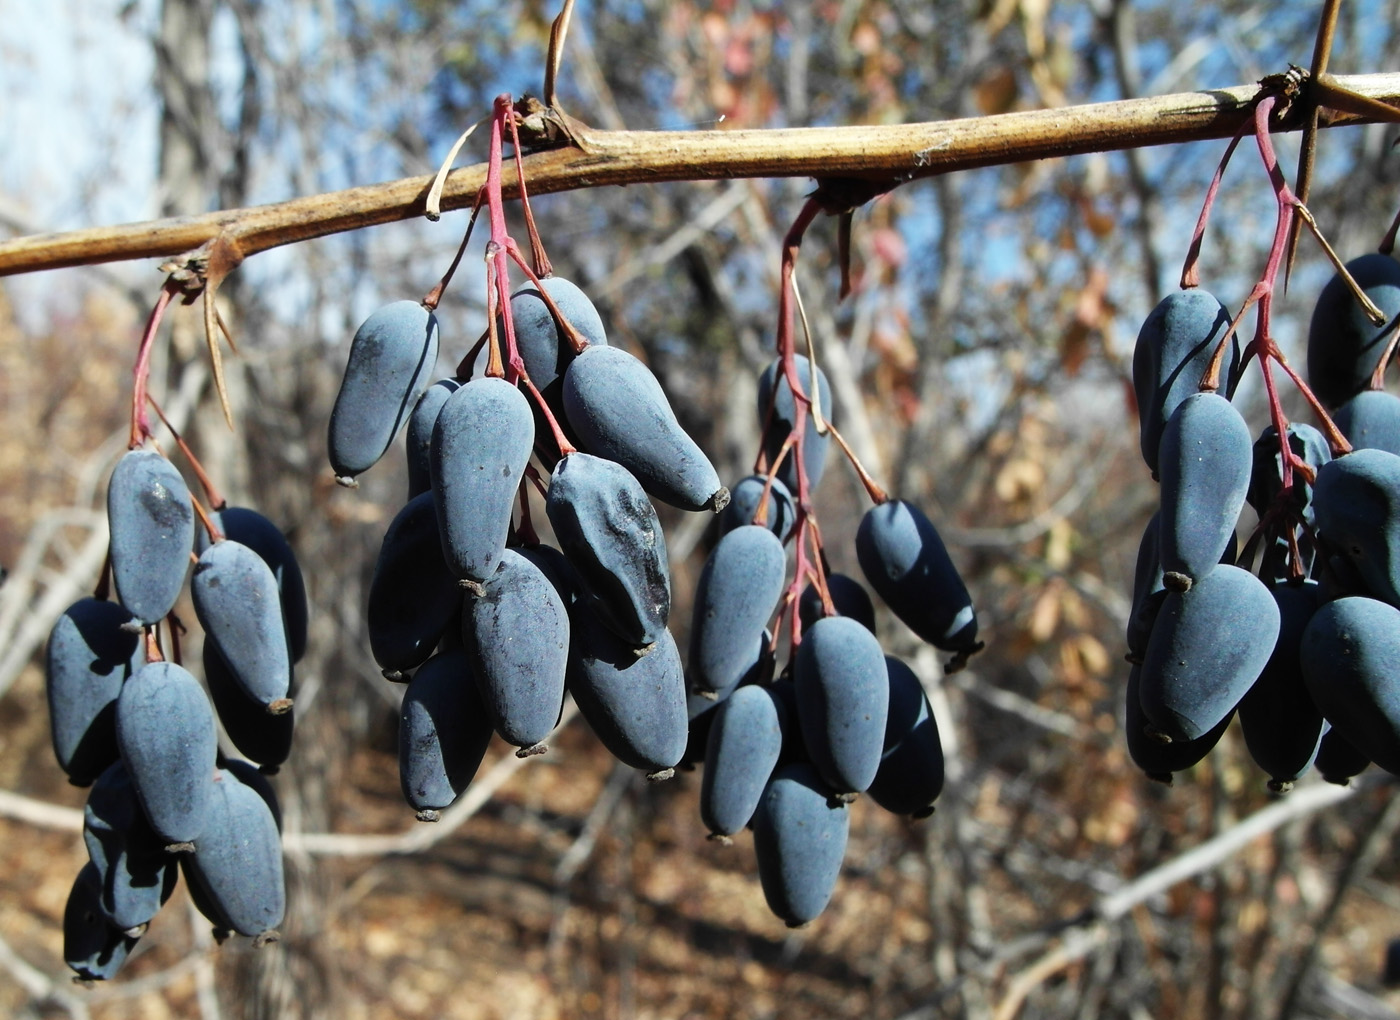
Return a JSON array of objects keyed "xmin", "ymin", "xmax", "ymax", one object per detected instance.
[{"xmin": 129, "ymin": 281, "xmax": 180, "ymax": 448}]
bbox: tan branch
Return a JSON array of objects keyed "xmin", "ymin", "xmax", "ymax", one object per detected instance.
[
  {"xmin": 987, "ymin": 778, "xmax": 1366, "ymax": 1020},
  {"xmin": 0, "ymin": 789, "xmax": 83, "ymax": 832},
  {"xmin": 0, "ymin": 702, "xmax": 581, "ymax": 861},
  {"xmin": 281, "ymin": 699, "xmax": 580, "ymax": 857},
  {"xmin": 3, "ymin": 73, "xmax": 1399, "ymax": 277}
]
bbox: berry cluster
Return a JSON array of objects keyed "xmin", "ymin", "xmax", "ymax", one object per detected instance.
[
  {"xmin": 326, "ymin": 96, "xmax": 982, "ymax": 927},
  {"xmin": 1125, "ymin": 249, "xmax": 1400, "ymax": 790},
  {"xmin": 48, "ymin": 437, "xmax": 301, "ymax": 978}
]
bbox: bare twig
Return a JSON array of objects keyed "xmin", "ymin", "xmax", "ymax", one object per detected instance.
[
  {"xmin": 548, "ymin": 760, "xmax": 635, "ymax": 968},
  {"xmin": 939, "ymin": 451, "xmax": 1111, "ymax": 549},
  {"xmin": 1275, "ymin": 790, "xmax": 1400, "ymax": 1020},
  {"xmin": 188, "ymin": 901, "xmax": 222, "ymax": 1020},
  {"xmin": 1309, "ymin": 973, "xmax": 1400, "ymax": 1020},
  {"xmin": 1283, "ymin": 0, "xmax": 1344, "ymax": 285},
  {"xmin": 0, "ymin": 790, "xmax": 83, "ymax": 832},
  {"xmin": 948, "ymin": 671, "xmax": 1086, "ymax": 740},
  {"xmin": 993, "ymin": 926, "xmax": 1111, "ymax": 1020},
  {"xmin": 4, "ymin": 74, "xmax": 1400, "ymax": 277},
  {"xmin": 595, "ymin": 184, "xmax": 748, "ymax": 297},
  {"xmin": 0, "ymin": 931, "xmax": 91, "ymax": 1019},
  {"xmin": 543, "ymin": 0, "xmax": 577, "ymax": 112},
  {"xmin": 281, "ymin": 700, "xmax": 579, "ymax": 857},
  {"xmin": 902, "ymin": 777, "xmax": 1372, "ymax": 1020},
  {"xmin": 1095, "ymin": 779, "xmax": 1362, "ymax": 922},
  {"xmin": 0, "ymin": 511, "xmax": 107, "ymax": 699},
  {"xmin": 553, "ymin": 760, "xmax": 633, "ymax": 887},
  {"xmin": 77, "ymin": 950, "xmax": 209, "ymax": 1003}
]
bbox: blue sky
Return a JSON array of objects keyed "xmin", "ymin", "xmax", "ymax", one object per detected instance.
[
  {"xmin": 1, "ymin": 0, "xmax": 159, "ymax": 230},
  {"xmin": 1, "ymin": 0, "xmax": 161, "ymax": 327}
]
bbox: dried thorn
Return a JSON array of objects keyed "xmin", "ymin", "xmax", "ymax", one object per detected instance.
[
  {"xmin": 334, "ymin": 475, "xmax": 359, "ymax": 489},
  {"xmin": 837, "ymin": 210, "xmax": 854, "ymax": 300},
  {"xmin": 515, "ymin": 742, "xmax": 548, "ymax": 758},
  {"xmin": 1283, "ymin": 107, "xmax": 1319, "ymax": 291},
  {"xmin": 199, "ymin": 235, "xmax": 244, "ymax": 431},
  {"xmin": 1368, "ymin": 325, "xmax": 1400, "ymax": 390},
  {"xmin": 164, "ymin": 841, "xmax": 196, "ymax": 855},
  {"xmin": 646, "ymin": 768, "xmax": 675, "ymax": 782},
  {"xmin": 1296, "ymin": 202, "xmax": 1388, "ymax": 324},
  {"xmin": 415, "ymin": 809, "xmax": 441, "ymax": 823},
  {"xmin": 707, "ymin": 486, "xmax": 731, "ymax": 514},
  {"xmin": 426, "ymin": 118, "xmax": 486, "ymax": 221},
  {"xmin": 459, "ymin": 578, "xmax": 487, "ymax": 598},
  {"xmin": 706, "ymin": 832, "xmax": 734, "ymax": 846},
  {"xmin": 214, "ymin": 305, "xmax": 237, "ymax": 353},
  {"xmin": 204, "ymin": 287, "xmax": 234, "ymax": 430},
  {"xmin": 1381, "ymin": 207, "xmax": 1400, "ymax": 256},
  {"xmin": 265, "ymin": 697, "xmax": 294, "ymax": 717},
  {"xmin": 1315, "ymin": 72, "xmax": 1400, "ymax": 124},
  {"xmin": 543, "ymin": 0, "xmax": 576, "ymax": 113},
  {"xmin": 789, "ymin": 276, "xmax": 826, "ymax": 435}
]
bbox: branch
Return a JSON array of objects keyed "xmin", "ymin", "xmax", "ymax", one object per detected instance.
[
  {"xmin": 989, "ymin": 779, "xmax": 1369, "ymax": 1020},
  {"xmin": 1275, "ymin": 791, "xmax": 1400, "ymax": 1020},
  {"xmin": 0, "ymin": 703, "xmax": 581, "ymax": 859},
  {"xmin": 4, "ymin": 73, "xmax": 1399, "ymax": 277},
  {"xmin": 0, "ymin": 789, "xmax": 82, "ymax": 833},
  {"xmin": 281, "ymin": 700, "xmax": 579, "ymax": 857},
  {"xmin": 1093, "ymin": 777, "xmax": 1362, "ymax": 923},
  {"xmin": 0, "ymin": 931, "xmax": 90, "ymax": 1020},
  {"xmin": 900, "ymin": 776, "xmax": 1376, "ymax": 1020}
]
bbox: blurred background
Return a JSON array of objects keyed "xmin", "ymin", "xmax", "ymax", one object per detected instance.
[{"xmin": 2, "ymin": 1, "xmax": 1400, "ymax": 1017}]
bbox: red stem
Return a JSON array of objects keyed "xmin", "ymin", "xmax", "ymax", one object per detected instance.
[
  {"xmin": 515, "ymin": 476, "xmax": 540, "ymax": 545},
  {"xmin": 145, "ymin": 391, "xmax": 227, "ymax": 510},
  {"xmin": 523, "ymin": 462, "xmax": 551, "ymax": 499},
  {"xmin": 129, "ymin": 280, "xmax": 181, "ymax": 448},
  {"xmin": 423, "ymin": 188, "xmax": 485, "ymax": 311},
  {"xmin": 506, "ymin": 104, "xmax": 552, "ymax": 279},
  {"xmin": 504, "ymin": 240, "xmax": 588, "ymax": 355},
  {"xmin": 1181, "ymin": 125, "xmax": 1247, "ymax": 289},
  {"xmin": 483, "ymin": 96, "xmax": 522, "ymax": 384}
]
